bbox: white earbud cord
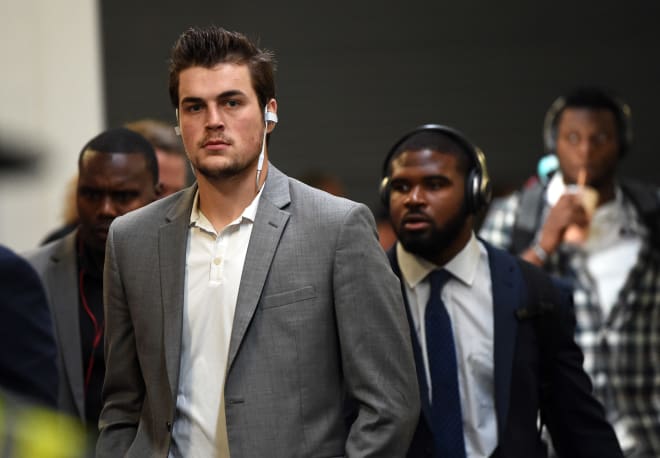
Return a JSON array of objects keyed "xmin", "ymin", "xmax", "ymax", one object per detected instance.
[{"xmin": 256, "ymin": 117, "xmax": 267, "ymax": 191}]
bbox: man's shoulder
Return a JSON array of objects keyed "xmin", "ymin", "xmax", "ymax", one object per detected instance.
[
  {"xmin": 1, "ymin": 244, "xmax": 41, "ymax": 281},
  {"xmin": 620, "ymin": 178, "xmax": 660, "ymax": 215},
  {"xmin": 286, "ymin": 176, "xmax": 365, "ymax": 217},
  {"xmin": 23, "ymin": 232, "xmax": 75, "ymax": 270},
  {"xmin": 112, "ymin": 188, "xmax": 190, "ymax": 233},
  {"xmin": 481, "ymin": 237, "xmax": 517, "ymax": 263}
]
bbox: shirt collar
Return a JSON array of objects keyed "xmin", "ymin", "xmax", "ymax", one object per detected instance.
[
  {"xmin": 396, "ymin": 232, "xmax": 481, "ymax": 289},
  {"xmin": 189, "ymin": 187, "xmax": 263, "ymax": 234}
]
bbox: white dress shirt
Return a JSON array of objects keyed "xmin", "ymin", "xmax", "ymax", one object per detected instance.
[
  {"xmin": 170, "ymin": 188, "xmax": 262, "ymax": 458},
  {"xmin": 397, "ymin": 233, "xmax": 497, "ymax": 458}
]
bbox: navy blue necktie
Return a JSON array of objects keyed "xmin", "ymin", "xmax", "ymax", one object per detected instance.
[{"xmin": 425, "ymin": 269, "xmax": 466, "ymax": 458}]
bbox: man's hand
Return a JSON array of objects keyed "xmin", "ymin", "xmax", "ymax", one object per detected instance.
[{"xmin": 522, "ymin": 193, "xmax": 588, "ymax": 265}]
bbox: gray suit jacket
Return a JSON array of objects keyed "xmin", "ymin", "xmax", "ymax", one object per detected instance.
[
  {"xmin": 96, "ymin": 165, "xmax": 420, "ymax": 457},
  {"xmin": 25, "ymin": 232, "xmax": 86, "ymax": 420}
]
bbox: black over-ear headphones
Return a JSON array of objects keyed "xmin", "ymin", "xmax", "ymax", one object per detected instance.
[
  {"xmin": 542, "ymin": 92, "xmax": 633, "ymax": 156},
  {"xmin": 379, "ymin": 124, "xmax": 492, "ymax": 214}
]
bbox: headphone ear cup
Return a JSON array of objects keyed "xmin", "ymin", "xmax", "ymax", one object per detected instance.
[
  {"xmin": 465, "ymin": 169, "xmax": 478, "ymax": 214},
  {"xmin": 465, "ymin": 166, "xmax": 491, "ymax": 214},
  {"xmin": 379, "ymin": 177, "xmax": 391, "ymax": 208}
]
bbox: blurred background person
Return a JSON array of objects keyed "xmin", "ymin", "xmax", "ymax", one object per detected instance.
[
  {"xmin": 41, "ymin": 174, "xmax": 80, "ymax": 245},
  {"xmin": 25, "ymin": 127, "xmax": 160, "ymax": 434},
  {"xmin": 480, "ymin": 86, "xmax": 660, "ymax": 457},
  {"xmin": 126, "ymin": 118, "xmax": 194, "ymax": 197}
]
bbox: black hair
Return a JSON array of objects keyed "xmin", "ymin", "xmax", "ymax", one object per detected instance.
[{"xmin": 77, "ymin": 127, "xmax": 159, "ymax": 185}]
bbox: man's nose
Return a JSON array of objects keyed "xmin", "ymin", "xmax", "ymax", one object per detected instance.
[
  {"xmin": 99, "ymin": 195, "xmax": 118, "ymax": 217},
  {"xmin": 206, "ymin": 105, "xmax": 224, "ymax": 129},
  {"xmin": 404, "ymin": 185, "xmax": 425, "ymax": 206}
]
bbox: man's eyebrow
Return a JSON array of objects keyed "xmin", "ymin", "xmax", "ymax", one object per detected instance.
[
  {"xmin": 180, "ymin": 90, "xmax": 247, "ymax": 105},
  {"xmin": 217, "ymin": 90, "xmax": 246, "ymax": 99},
  {"xmin": 180, "ymin": 96, "xmax": 205, "ymax": 105}
]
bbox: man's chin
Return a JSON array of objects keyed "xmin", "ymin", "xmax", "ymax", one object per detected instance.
[
  {"xmin": 398, "ymin": 232, "xmax": 434, "ymax": 255},
  {"xmin": 196, "ymin": 163, "xmax": 241, "ymax": 180},
  {"xmin": 81, "ymin": 233, "xmax": 108, "ymax": 253}
]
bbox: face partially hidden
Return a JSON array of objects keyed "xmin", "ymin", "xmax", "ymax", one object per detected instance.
[
  {"xmin": 177, "ymin": 63, "xmax": 276, "ymax": 183},
  {"xmin": 156, "ymin": 149, "xmax": 188, "ymax": 197},
  {"xmin": 388, "ymin": 149, "xmax": 472, "ymax": 265},
  {"xmin": 556, "ymin": 108, "xmax": 620, "ymax": 191},
  {"xmin": 77, "ymin": 150, "xmax": 157, "ymax": 253}
]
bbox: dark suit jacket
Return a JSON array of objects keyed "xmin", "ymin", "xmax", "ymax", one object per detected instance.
[
  {"xmin": 388, "ymin": 240, "xmax": 622, "ymax": 458},
  {"xmin": 0, "ymin": 245, "xmax": 58, "ymax": 407}
]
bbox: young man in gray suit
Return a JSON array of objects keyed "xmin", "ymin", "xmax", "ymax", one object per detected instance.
[{"xmin": 96, "ymin": 26, "xmax": 419, "ymax": 457}]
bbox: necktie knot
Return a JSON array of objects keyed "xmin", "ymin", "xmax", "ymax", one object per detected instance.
[{"xmin": 428, "ymin": 269, "xmax": 451, "ymax": 296}]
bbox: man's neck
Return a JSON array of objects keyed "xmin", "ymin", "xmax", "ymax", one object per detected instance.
[
  {"xmin": 197, "ymin": 165, "xmax": 267, "ymax": 231},
  {"xmin": 427, "ymin": 225, "xmax": 473, "ymax": 267},
  {"xmin": 77, "ymin": 235, "xmax": 105, "ymax": 279}
]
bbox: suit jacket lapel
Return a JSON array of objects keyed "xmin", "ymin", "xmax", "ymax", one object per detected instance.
[
  {"xmin": 227, "ymin": 166, "xmax": 290, "ymax": 372},
  {"xmin": 48, "ymin": 232, "xmax": 85, "ymax": 419},
  {"xmin": 160, "ymin": 185, "xmax": 197, "ymax": 396},
  {"xmin": 485, "ymin": 242, "xmax": 522, "ymax": 440}
]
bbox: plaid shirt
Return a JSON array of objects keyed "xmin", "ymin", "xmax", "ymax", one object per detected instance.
[{"xmin": 479, "ymin": 184, "xmax": 660, "ymax": 456}]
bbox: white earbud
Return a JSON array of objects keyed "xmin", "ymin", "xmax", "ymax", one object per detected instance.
[
  {"xmin": 256, "ymin": 106, "xmax": 276, "ymax": 190},
  {"xmin": 174, "ymin": 109, "xmax": 181, "ymax": 136},
  {"xmin": 265, "ymin": 110, "xmax": 278, "ymax": 124}
]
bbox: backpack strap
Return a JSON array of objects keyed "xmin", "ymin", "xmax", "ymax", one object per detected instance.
[
  {"xmin": 620, "ymin": 179, "xmax": 660, "ymax": 246},
  {"xmin": 511, "ymin": 182, "xmax": 546, "ymax": 255}
]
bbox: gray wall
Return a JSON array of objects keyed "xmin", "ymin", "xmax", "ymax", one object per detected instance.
[{"xmin": 101, "ymin": 1, "xmax": 660, "ymax": 212}]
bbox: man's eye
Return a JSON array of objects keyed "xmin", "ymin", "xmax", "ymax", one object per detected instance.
[
  {"xmin": 593, "ymin": 132, "xmax": 610, "ymax": 145},
  {"xmin": 225, "ymin": 100, "xmax": 240, "ymax": 108},
  {"xmin": 390, "ymin": 182, "xmax": 409, "ymax": 193},
  {"xmin": 80, "ymin": 189, "xmax": 101, "ymax": 200},
  {"xmin": 113, "ymin": 192, "xmax": 138, "ymax": 203},
  {"xmin": 186, "ymin": 104, "xmax": 202, "ymax": 113},
  {"xmin": 566, "ymin": 132, "xmax": 581, "ymax": 145}
]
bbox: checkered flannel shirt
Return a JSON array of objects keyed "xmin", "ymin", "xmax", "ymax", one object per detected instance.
[{"xmin": 479, "ymin": 187, "xmax": 660, "ymax": 456}]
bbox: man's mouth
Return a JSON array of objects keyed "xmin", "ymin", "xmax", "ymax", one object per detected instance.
[
  {"xmin": 203, "ymin": 138, "xmax": 231, "ymax": 149},
  {"xmin": 401, "ymin": 214, "xmax": 432, "ymax": 231}
]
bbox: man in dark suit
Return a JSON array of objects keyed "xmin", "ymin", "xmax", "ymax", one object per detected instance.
[
  {"xmin": 0, "ymin": 245, "xmax": 58, "ymax": 407},
  {"xmin": 381, "ymin": 124, "xmax": 623, "ymax": 457}
]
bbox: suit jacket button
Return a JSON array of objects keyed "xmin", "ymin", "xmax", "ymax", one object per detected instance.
[{"xmin": 166, "ymin": 421, "xmax": 172, "ymax": 432}]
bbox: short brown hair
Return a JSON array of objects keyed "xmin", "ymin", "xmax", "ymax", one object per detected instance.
[{"xmin": 168, "ymin": 26, "xmax": 276, "ymax": 110}]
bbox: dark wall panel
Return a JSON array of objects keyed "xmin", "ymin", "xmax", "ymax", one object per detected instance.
[{"xmin": 101, "ymin": 1, "xmax": 660, "ymax": 211}]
